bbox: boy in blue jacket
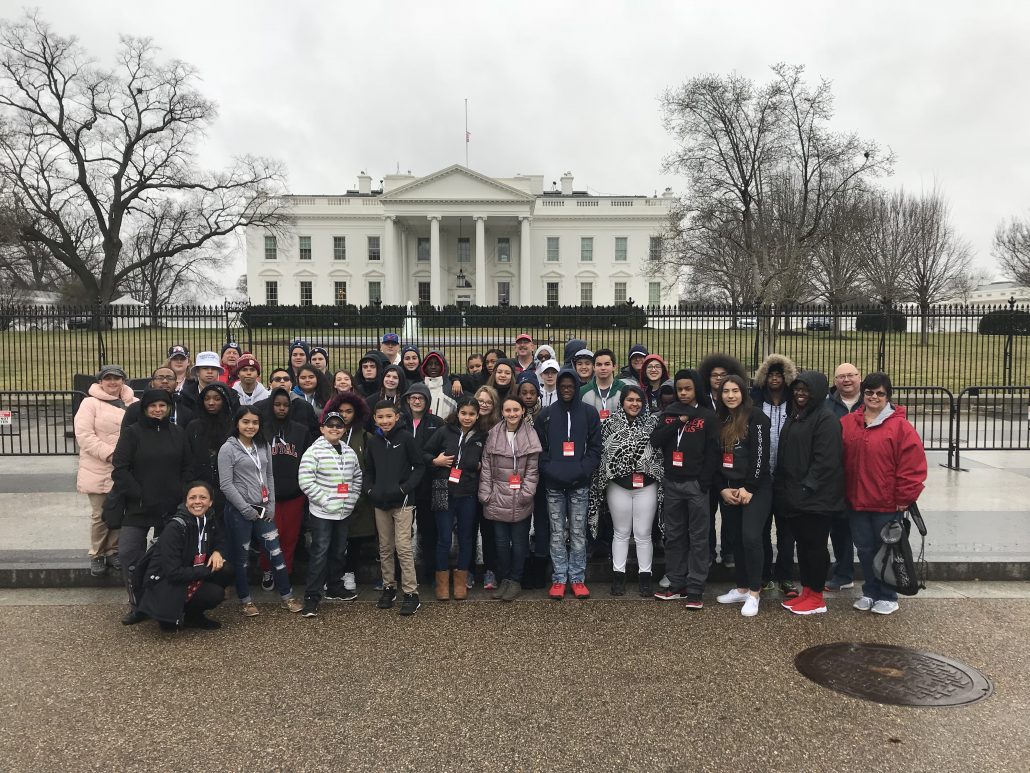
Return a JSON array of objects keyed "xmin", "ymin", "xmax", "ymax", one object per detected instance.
[{"xmin": 536, "ymin": 368, "xmax": 602, "ymax": 599}]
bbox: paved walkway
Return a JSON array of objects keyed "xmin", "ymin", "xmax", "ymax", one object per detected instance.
[{"xmin": 0, "ymin": 592, "xmax": 1027, "ymax": 771}]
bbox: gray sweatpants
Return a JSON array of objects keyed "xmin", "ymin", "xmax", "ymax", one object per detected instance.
[{"xmin": 663, "ymin": 478, "xmax": 710, "ymax": 594}]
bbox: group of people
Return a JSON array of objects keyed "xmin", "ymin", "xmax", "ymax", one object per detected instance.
[{"xmin": 73, "ymin": 330, "xmax": 927, "ymax": 631}]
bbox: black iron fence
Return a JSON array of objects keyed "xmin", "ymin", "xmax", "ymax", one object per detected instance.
[{"xmin": 2, "ymin": 300, "xmax": 1028, "ymax": 395}]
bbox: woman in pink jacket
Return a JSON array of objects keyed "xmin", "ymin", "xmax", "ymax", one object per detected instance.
[
  {"xmin": 74, "ymin": 364, "xmax": 138, "ymax": 576},
  {"xmin": 478, "ymin": 396, "xmax": 542, "ymax": 601}
]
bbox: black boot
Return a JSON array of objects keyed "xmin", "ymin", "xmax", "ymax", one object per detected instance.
[
  {"xmin": 611, "ymin": 571, "xmax": 626, "ymax": 597},
  {"xmin": 638, "ymin": 571, "xmax": 653, "ymax": 597}
]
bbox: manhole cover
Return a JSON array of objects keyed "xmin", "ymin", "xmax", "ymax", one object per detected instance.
[{"xmin": 795, "ymin": 643, "xmax": 993, "ymax": 707}]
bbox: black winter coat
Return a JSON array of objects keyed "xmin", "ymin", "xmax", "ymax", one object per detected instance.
[
  {"xmin": 112, "ymin": 413, "xmax": 192, "ymax": 529},
  {"xmin": 716, "ymin": 407, "xmax": 771, "ymax": 493},
  {"xmin": 422, "ymin": 424, "xmax": 486, "ymax": 499},
  {"xmin": 138, "ymin": 507, "xmax": 226, "ymax": 624},
  {"xmin": 364, "ymin": 427, "xmax": 426, "ymax": 509},
  {"xmin": 773, "ymin": 370, "xmax": 846, "ymax": 516}
]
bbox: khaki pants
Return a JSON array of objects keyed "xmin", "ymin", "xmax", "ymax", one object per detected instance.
[
  {"xmin": 375, "ymin": 506, "xmax": 418, "ymax": 594},
  {"xmin": 87, "ymin": 492, "xmax": 119, "ymax": 558}
]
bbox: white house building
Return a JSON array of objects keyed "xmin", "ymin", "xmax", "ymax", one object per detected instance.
[{"xmin": 246, "ymin": 165, "xmax": 676, "ymax": 308}]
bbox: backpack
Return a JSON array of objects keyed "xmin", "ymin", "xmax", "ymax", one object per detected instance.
[
  {"xmin": 127, "ymin": 516, "xmax": 187, "ymax": 608},
  {"xmin": 872, "ymin": 503, "xmax": 927, "ymax": 596}
]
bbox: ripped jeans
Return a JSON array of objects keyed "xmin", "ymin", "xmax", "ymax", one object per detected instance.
[{"xmin": 224, "ymin": 502, "xmax": 294, "ymax": 604}]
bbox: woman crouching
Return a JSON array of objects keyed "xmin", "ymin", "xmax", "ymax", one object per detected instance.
[{"xmin": 139, "ymin": 481, "xmax": 232, "ymax": 631}]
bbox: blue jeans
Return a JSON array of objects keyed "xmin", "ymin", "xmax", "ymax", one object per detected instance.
[
  {"xmin": 829, "ymin": 513, "xmax": 855, "ymax": 582},
  {"xmin": 850, "ymin": 510, "xmax": 900, "ymax": 602},
  {"xmin": 306, "ymin": 515, "xmax": 350, "ymax": 601},
  {"xmin": 435, "ymin": 495, "xmax": 477, "ymax": 571},
  {"xmin": 546, "ymin": 486, "xmax": 589, "ymax": 584},
  {"xmin": 494, "ymin": 518, "xmax": 531, "ymax": 583},
  {"xmin": 224, "ymin": 502, "xmax": 293, "ymax": 603}
]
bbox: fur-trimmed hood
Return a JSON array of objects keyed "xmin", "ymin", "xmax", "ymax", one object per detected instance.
[{"xmin": 752, "ymin": 353, "xmax": 798, "ymax": 388}]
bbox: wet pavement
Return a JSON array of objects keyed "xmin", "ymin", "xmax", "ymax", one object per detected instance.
[{"xmin": 1, "ymin": 594, "xmax": 1027, "ymax": 772}]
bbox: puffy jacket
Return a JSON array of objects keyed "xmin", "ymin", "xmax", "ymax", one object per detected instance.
[
  {"xmin": 535, "ymin": 367, "xmax": 602, "ymax": 489},
  {"xmin": 364, "ymin": 426, "xmax": 425, "ymax": 509},
  {"xmin": 298, "ymin": 436, "xmax": 363, "ymax": 520},
  {"xmin": 423, "ymin": 423, "xmax": 486, "ymax": 500},
  {"xmin": 841, "ymin": 403, "xmax": 927, "ymax": 512},
  {"xmin": 773, "ymin": 370, "xmax": 846, "ymax": 516},
  {"xmin": 75, "ymin": 383, "xmax": 138, "ymax": 494},
  {"xmin": 478, "ymin": 421, "xmax": 542, "ymax": 522}
]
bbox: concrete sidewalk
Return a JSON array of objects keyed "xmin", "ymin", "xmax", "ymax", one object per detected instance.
[{"xmin": 0, "ymin": 450, "xmax": 1028, "ymax": 586}]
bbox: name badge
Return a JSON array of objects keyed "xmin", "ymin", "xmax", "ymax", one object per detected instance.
[
  {"xmin": 193, "ymin": 553, "xmax": 207, "ymax": 566},
  {"xmin": 632, "ymin": 473, "xmax": 644, "ymax": 489},
  {"xmin": 337, "ymin": 483, "xmax": 349, "ymax": 495},
  {"xmin": 448, "ymin": 467, "xmax": 462, "ymax": 484},
  {"xmin": 672, "ymin": 451, "xmax": 684, "ymax": 467},
  {"xmin": 599, "ymin": 409, "xmax": 611, "ymax": 420},
  {"xmin": 563, "ymin": 441, "xmax": 575, "ymax": 457},
  {"xmin": 508, "ymin": 474, "xmax": 522, "ymax": 490},
  {"xmin": 261, "ymin": 486, "xmax": 269, "ymax": 503},
  {"xmin": 722, "ymin": 452, "xmax": 734, "ymax": 468}
]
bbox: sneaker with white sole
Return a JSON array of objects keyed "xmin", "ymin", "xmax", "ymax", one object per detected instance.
[
  {"xmin": 260, "ymin": 571, "xmax": 274, "ymax": 592},
  {"xmin": 658, "ymin": 574, "xmax": 671, "ymax": 588},
  {"xmin": 717, "ymin": 588, "xmax": 750, "ymax": 604},
  {"xmin": 871, "ymin": 600, "xmax": 899, "ymax": 615},
  {"xmin": 825, "ymin": 579, "xmax": 855, "ymax": 591},
  {"xmin": 853, "ymin": 596, "xmax": 874, "ymax": 611},
  {"xmin": 741, "ymin": 595, "xmax": 760, "ymax": 617},
  {"xmin": 343, "ymin": 572, "xmax": 357, "ymax": 591}
]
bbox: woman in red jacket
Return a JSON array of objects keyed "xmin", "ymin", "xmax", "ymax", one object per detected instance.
[{"xmin": 840, "ymin": 372, "xmax": 927, "ymax": 616}]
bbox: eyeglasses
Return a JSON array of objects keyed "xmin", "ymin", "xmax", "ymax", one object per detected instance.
[
  {"xmin": 152, "ymin": 374, "xmax": 175, "ymax": 382},
  {"xmin": 835, "ymin": 373, "xmax": 859, "ymax": 380},
  {"xmin": 270, "ymin": 376, "xmax": 291, "ymax": 382},
  {"xmin": 864, "ymin": 389, "xmax": 888, "ymax": 398}
]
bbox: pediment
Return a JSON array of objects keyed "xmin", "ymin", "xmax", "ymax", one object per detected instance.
[{"xmin": 381, "ymin": 165, "xmax": 535, "ymax": 203}]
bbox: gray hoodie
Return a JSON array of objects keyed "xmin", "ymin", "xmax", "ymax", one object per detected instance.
[{"xmin": 218, "ymin": 437, "xmax": 276, "ymax": 520}]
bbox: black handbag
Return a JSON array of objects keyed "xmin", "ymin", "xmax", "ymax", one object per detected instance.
[
  {"xmin": 100, "ymin": 489, "xmax": 126, "ymax": 530},
  {"xmin": 872, "ymin": 503, "xmax": 927, "ymax": 596}
]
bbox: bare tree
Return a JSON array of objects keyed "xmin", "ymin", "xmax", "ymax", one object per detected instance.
[
  {"xmin": 858, "ymin": 189, "xmax": 913, "ymax": 306},
  {"xmin": 904, "ymin": 186, "xmax": 973, "ymax": 343},
  {"xmin": 946, "ymin": 267, "xmax": 993, "ymax": 305},
  {"xmin": 992, "ymin": 212, "xmax": 1030, "ymax": 286},
  {"xmin": 0, "ymin": 13, "xmax": 289, "ymax": 304},
  {"xmin": 811, "ymin": 185, "xmax": 872, "ymax": 332}
]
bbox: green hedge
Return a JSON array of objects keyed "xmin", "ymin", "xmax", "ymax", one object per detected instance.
[
  {"xmin": 856, "ymin": 308, "xmax": 907, "ymax": 332},
  {"xmin": 978, "ymin": 309, "xmax": 1030, "ymax": 336},
  {"xmin": 240, "ymin": 304, "xmax": 406, "ymax": 329}
]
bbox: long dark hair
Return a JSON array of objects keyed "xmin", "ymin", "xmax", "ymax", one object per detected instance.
[
  {"xmin": 717, "ymin": 375, "xmax": 752, "ymax": 452},
  {"xmin": 230, "ymin": 405, "xmax": 265, "ymax": 444},
  {"xmin": 488, "ymin": 359, "xmax": 515, "ymax": 400},
  {"xmin": 295, "ymin": 364, "xmax": 332, "ymax": 406},
  {"xmin": 447, "ymin": 395, "xmax": 484, "ymax": 433}
]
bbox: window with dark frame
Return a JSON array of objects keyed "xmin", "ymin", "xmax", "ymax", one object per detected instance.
[
  {"xmin": 264, "ymin": 236, "xmax": 277, "ymax": 260},
  {"xmin": 334, "ymin": 281, "xmax": 347, "ymax": 305},
  {"xmin": 368, "ymin": 281, "xmax": 382, "ymax": 304},
  {"xmin": 457, "ymin": 237, "xmax": 470, "ymax": 263},
  {"xmin": 368, "ymin": 236, "xmax": 381, "ymax": 261},
  {"xmin": 299, "ymin": 236, "xmax": 312, "ymax": 260},
  {"xmin": 417, "ymin": 237, "xmax": 430, "ymax": 261},
  {"xmin": 300, "ymin": 281, "xmax": 313, "ymax": 306},
  {"xmin": 497, "ymin": 237, "xmax": 510, "ymax": 262},
  {"xmin": 333, "ymin": 236, "xmax": 346, "ymax": 261},
  {"xmin": 418, "ymin": 281, "xmax": 431, "ymax": 305},
  {"xmin": 265, "ymin": 280, "xmax": 278, "ymax": 306},
  {"xmin": 546, "ymin": 281, "xmax": 559, "ymax": 307}
]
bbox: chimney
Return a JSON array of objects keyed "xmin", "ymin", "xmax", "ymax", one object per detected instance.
[
  {"xmin": 561, "ymin": 171, "xmax": 574, "ymax": 195},
  {"xmin": 358, "ymin": 171, "xmax": 372, "ymax": 195},
  {"xmin": 662, "ymin": 187, "xmax": 675, "ymax": 199}
]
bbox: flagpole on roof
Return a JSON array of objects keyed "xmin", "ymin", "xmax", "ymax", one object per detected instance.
[{"xmin": 465, "ymin": 98, "xmax": 469, "ymax": 168}]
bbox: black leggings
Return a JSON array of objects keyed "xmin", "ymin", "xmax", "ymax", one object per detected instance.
[
  {"xmin": 791, "ymin": 512, "xmax": 832, "ymax": 593},
  {"xmin": 723, "ymin": 484, "xmax": 773, "ymax": 591}
]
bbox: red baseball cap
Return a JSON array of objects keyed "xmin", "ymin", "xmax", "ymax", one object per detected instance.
[{"xmin": 515, "ymin": 333, "xmax": 532, "ymax": 343}]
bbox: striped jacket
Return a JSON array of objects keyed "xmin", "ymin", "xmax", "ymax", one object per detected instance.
[{"xmin": 298, "ymin": 437, "xmax": 363, "ymax": 521}]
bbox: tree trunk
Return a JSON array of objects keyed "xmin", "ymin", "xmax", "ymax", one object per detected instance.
[{"xmin": 919, "ymin": 303, "xmax": 930, "ymax": 346}]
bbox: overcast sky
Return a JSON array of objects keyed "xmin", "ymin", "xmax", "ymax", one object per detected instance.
[{"xmin": 11, "ymin": 0, "xmax": 1030, "ymax": 280}]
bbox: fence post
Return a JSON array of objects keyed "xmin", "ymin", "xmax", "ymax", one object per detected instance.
[
  {"xmin": 877, "ymin": 299, "xmax": 889, "ymax": 372},
  {"xmin": 1004, "ymin": 296, "xmax": 1016, "ymax": 385},
  {"xmin": 750, "ymin": 299, "xmax": 762, "ymax": 373}
]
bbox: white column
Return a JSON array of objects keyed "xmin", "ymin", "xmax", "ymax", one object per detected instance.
[
  {"xmin": 520, "ymin": 216, "xmax": 532, "ymax": 305},
  {"xmin": 429, "ymin": 215, "xmax": 442, "ymax": 307},
  {"xmin": 474, "ymin": 215, "xmax": 487, "ymax": 306},
  {"xmin": 383, "ymin": 216, "xmax": 397, "ymax": 304}
]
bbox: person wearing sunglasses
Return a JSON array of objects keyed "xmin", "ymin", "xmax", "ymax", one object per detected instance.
[{"xmin": 840, "ymin": 372, "xmax": 927, "ymax": 616}]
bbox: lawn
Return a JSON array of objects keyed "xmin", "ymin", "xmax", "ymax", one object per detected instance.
[{"xmin": 2, "ymin": 322, "xmax": 1027, "ymax": 395}]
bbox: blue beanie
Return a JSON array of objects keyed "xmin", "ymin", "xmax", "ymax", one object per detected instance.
[
  {"xmin": 515, "ymin": 370, "xmax": 541, "ymax": 395},
  {"xmin": 289, "ymin": 338, "xmax": 310, "ymax": 357}
]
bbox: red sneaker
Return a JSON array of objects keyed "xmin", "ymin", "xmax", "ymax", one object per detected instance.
[
  {"xmin": 781, "ymin": 587, "xmax": 810, "ymax": 610},
  {"xmin": 790, "ymin": 590, "xmax": 827, "ymax": 615},
  {"xmin": 548, "ymin": 582, "xmax": 566, "ymax": 600},
  {"xmin": 570, "ymin": 582, "xmax": 590, "ymax": 599}
]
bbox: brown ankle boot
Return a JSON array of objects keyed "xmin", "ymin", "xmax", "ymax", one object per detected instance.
[
  {"xmin": 435, "ymin": 571, "xmax": 450, "ymax": 601},
  {"xmin": 453, "ymin": 570, "xmax": 468, "ymax": 600}
]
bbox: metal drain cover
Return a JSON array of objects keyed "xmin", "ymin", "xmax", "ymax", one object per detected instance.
[{"xmin": 795, "ymin": 643, "xmax": 993, "ymax": 707}]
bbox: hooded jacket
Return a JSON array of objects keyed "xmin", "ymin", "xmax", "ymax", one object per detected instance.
[
  {"xmin": 233, "ymin": 379, "xmax": 270, "ymax": 406},
  {"xmin": 400, "ymin": 345, "xmax": 424, "ymax": 384},
  {"xmin": 123, "ymin": 388, "xmax": 195, "ymax": 429},
  {"xmin": 299, "ymin": 436, "xmax": 363, "ymax": 520},
  {"xmin": 773, "ymin": 370, "xmax": 846, "ymax": 516},
  {"xmin": 354, "ymin": 350, "xmax": 387, "ymax": 398},
  {"xmin": 420, "ymin": 351, "xmax": 457, "ymax": 419},
  {"xmin": 258, "ymin": 387, "xmax": 312, "ymax": 501},
  {"xmin": 717, "ymin": 406, "xmax": 771, "ymax": 493},
  {"xmin": 649, "ymin": 400, "xmax": 720, "ymax": 488},
  {"xmin": 698, "ymin": 352, "xmax": 747, "ymax": 411},
  {"xmin": 580, "ymin": 375, "xmax": 627, "ymax": 418},
  {"xmin": 750, "ymin": 354, "xmax": 797, "ymax": 405},
  {"xmin": 363, "ymin": 424, "xmax": 426, "ymax": 509},
  {"xmin": 111, "ymin": 389, "xmax": 192, "ymax": 528},
  {"xmin": 254, "ymin": 390, "xmax": 318, "ymax": 442},
  {"xmin": 75, "ymin": 382, "xmax": 138, "ymax": 495},
  {"xmin": 185, "ymin": 383, "xmax": 235, "ymax": 489},
  {"xmin": 638, "ymin": 354, "xmax": 670, "ymax": 413},
  {"xmin": 535, "ymin": 367, "xmax": 602, "ymax": 489},
  {"xmin": 841, "ymin": 403, "xmax": 927, "ymax": 512},
  {"xmin": 619, "ymin": 343, "xmax": 649, "ymax": 382},
  {"xmin": 563, "ymin": 338, "xmax": 588, "ymax": 367},
  {"xmin": 218, "ymin": 435, "xmax": 276, "ymax": 521},
  {"xmin": 478, "ymin": 420, "xmax": 542, "ymax": 522}
]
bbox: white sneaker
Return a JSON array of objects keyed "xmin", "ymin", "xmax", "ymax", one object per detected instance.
[
  {"xmin": 871, "ymin": 600, "xmax": 899, "ymax": 615},
  {"xmin": 717, "ymin": 588, "xmax": 750, "ymax": 604},
  {"xmin": 343, "ymin": 572, "xmax": 357, "ymax": 591},
  {"xmin": 741, "ymin": 595, "xmax": 760, "ymax": 617},
  {"xmin": 658, "ymin": 574, "xmax": 671, "ymax": 588},
  {"xmin": 853, "ymin": 596, "xmax": 874, "ymax": 611}
]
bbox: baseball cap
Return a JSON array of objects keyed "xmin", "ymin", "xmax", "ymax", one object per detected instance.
[
  {"xmin": 321, "ymin": 411, "xmax": 345, "ymax": 427},
  {"xmin": 515, "ymin": 333, "xmax": 532, "ymax": 343},
  {"xmin": 167, "ymin": 345, "xmax": 189, "ymax": 359},
  {"xmin": 573, "ymin": 348, "xmax": 595, "ymax": 361},
  {"xmin": 539, "ymin": 358, "xmax": 561, "ymax": 373},
  {"xmin": 381, "ymin": 332, "xmax": 400, "ymax": 344}
]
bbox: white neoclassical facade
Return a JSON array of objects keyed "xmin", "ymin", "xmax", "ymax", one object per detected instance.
[{"xmin": 246, "ymin": 165, "xmax": 676, "ymax": 308}]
